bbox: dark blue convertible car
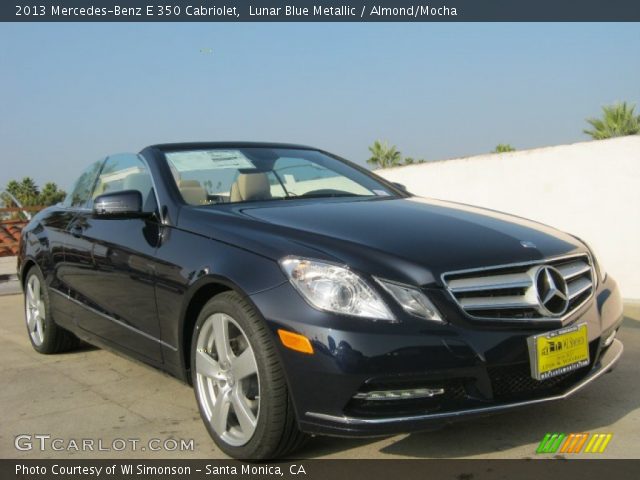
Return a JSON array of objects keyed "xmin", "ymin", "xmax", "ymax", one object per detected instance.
[{"xmin": 18, "ymin": 143, "xmax": 623, "ymax": 459}]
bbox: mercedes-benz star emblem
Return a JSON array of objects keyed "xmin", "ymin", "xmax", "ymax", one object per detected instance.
[{"xmin": 535, "ymin": 266, "xmax": 569, "ymax": 317}]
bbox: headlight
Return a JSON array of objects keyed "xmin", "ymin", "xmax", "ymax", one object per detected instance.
[
  {"xmin": 279, "ymin": 257, "xmax": 394, "ymax": 321},
  {"xmin": 376, "ymin": 279, "xmax": 444, "ymax": 323}
]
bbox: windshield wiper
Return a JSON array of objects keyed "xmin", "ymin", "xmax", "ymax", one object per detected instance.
[{"xmin": 285, "ymin": 192, "xmax": 366, "ymax": 200}]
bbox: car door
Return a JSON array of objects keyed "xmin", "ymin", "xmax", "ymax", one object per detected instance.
[{"xmin": 63, "ymin": 154, "xmax": 164, "ymax": 363}]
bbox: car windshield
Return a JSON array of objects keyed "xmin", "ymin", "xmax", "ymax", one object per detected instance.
[{"xmin": 164, "ymin": 147, "xmax": 396, "ymax": 205}]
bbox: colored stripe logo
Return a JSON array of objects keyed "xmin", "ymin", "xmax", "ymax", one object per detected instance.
[{"xmin": 536, "ymin": 433, "xmax": 612, "ymax": 454}]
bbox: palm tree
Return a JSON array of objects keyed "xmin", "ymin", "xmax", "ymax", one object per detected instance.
[
  {"xmin": 493, "ymin": 144, "xmax": 516, "ymax": 153},
  {"xmin": 5, "ymin": 177, "xmax": 39, "ymax": 206},
  {"xmin": 367, "ymin": 140, "xmax": 402, "ymax": 169},
  {"xmin": 39, "ymin": 182, "xmax": 66, "ymax": 206},
  {"xmin": 2, "ymin": 178, "xmax": 66, "ymax": 210},
  {"xmin": 584, "ymin": 102, "xmax": 640, "ymax": 140}
]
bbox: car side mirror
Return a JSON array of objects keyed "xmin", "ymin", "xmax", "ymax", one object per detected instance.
[
  {"xmin": 392, "ymin": 182, "xmax": 408, "ymax": 192},
  {"xmin": 93, "ymin": 190, "xmax": 146, "ymax": 219}
]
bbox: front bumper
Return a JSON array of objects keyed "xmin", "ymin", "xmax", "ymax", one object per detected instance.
[
  {"xmin": 250, "ymin": 274, "xmax": 624, "ymax": 437},
  {"xmin": 303, "ymin": 338, "xmax": 622, "ymax": 436}
]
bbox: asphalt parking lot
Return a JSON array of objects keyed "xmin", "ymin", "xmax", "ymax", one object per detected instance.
[{"xmin": 1, "ymin": 292, "xmax": 638, "ymax": 459}]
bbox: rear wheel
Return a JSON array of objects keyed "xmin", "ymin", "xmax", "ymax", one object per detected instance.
[
  {"xmin": 191, "ymin": 291, "xmax": 306, "ymax": 459},
  {"xmin": 24, "ymin": 266, "xmax": 79, "ymax": 354}
]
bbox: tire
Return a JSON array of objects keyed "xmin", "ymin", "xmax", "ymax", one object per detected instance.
[
  {"xmin": 23, "ymin": 265, "xmax": 80, "ymax": 354},
  {"xmin": 191, "ymin": 291, "xmax": 307, "ymax": 459}
]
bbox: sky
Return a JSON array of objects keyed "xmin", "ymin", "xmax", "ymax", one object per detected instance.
[{"xmin": 1, "ymin": 22, "xmax": 639, "ymax": 190}]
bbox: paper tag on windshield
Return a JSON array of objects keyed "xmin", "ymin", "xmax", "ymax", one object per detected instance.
[
  {"xmin": 166, "ymin": 150, "xmax": 254, "ymax": 171},
  {"xmin": 373, "ymin": 189, "xmax": 391, "ymax": 196}
]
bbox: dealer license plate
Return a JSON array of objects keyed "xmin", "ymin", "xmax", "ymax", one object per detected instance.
[{"xmin": 527, "ymin": 323, "xmax": 590, "ymax": 380}]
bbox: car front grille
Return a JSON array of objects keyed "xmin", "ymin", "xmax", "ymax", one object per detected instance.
[
  {"xmin": 442, "ymin": 254, "xmax": 594, "ymax": 321},
  {"xmin": 488, "ymin": 362, "xmax": 588, "ymax": 401}
]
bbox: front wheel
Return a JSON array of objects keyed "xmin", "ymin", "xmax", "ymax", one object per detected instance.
[
  {"xmin": 191, "ymin": 291, "xmax": 306, "ymax": 459},
  {"xmin": 24, "ymin": 266, "xmax": 79, "ymax": 354}
]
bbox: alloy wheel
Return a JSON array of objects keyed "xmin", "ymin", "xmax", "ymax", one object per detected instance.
[
  {"xmin": 25, "ymin": 274, "xmax": 46, "ymax": 346},
  {"xmin": 195, "ymin": 313, "xmax": 260, "ymax": 447}
]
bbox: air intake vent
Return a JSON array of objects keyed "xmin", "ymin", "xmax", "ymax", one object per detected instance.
[{"xmin": 443, "ymin": 254, "xmax": 594, "ymax": 321}]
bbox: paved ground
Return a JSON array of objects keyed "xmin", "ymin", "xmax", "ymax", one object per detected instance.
[
  {"xmin": 0, "ymin": 292, "xmax": 638, "ymax": 459},
  {"xmin": 0, "ymin": 257, "xmax": 20, "ymax": 296},
  {"xmin": 0, "ymin": 256, "xmax": 16, "ymax": 274}
]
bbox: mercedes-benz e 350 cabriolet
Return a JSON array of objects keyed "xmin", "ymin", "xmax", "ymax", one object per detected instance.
[{"xmin": 18, "ymin": 143, "xmax": 623, "ymax": 459}]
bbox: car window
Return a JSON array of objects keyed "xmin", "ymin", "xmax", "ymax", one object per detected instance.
[
  {"xmin": 92, "ymin": 154, "xmax": 158, "ymax": 213},
  {"xmin": 63, "ymin": 160, "xmax": 104, "ymax": 209},
  {"xmin": 165, "ymin": 148, "xmax": 393, "ymax": 205}
]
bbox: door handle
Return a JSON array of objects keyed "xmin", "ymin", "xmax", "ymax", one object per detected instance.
[{"xmin": 70, "ymin": 225, "xmax": 83, "ymax": 238}]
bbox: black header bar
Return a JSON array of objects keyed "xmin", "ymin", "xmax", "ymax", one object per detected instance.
[
  {"xmin": 3, "ymin": 0, "xmax": 640, "ymax": 22},
  {"xmin": 3, "ymin": 459, "xmax": 640, "ymax": 480}
]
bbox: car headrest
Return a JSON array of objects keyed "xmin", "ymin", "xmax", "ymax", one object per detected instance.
[
  {"xmin": 229, "ymin": 172, "xmax": 272, "ymax": 202},
  {"xmin": 178, "ymin": 180, "xmax": 201, "ymax": 188},
  {"xmin": 178, "ymin": 179, "xmax": 207, "ymax": 205}
]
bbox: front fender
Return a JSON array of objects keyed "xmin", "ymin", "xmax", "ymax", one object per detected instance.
[{"xmin": 153, "ymin": 226, "xmax": 288, "ymax": 379}]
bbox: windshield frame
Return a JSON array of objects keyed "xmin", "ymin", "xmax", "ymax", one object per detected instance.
[{"xmin": 160, "ymin": 146, "xmax": 410, "ymax": 207}]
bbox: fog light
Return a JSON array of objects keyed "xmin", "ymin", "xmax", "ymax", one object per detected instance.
[
  {"xmin": 603, "ymin": 329, "xmax": 617, "ymax": 347},
  {"xmin": 353, "ymin": 387, "xmax": 445, "ymax": 401}
]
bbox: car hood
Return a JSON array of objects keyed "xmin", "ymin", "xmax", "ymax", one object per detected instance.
[{"xmin": 187, "ymin": 197, "xmax": 585, "ymax": 287}]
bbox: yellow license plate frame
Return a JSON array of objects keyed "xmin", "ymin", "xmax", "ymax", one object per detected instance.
[{"xmin": 527, "ymin": 323, "xmax": 590, "ymax": 380}]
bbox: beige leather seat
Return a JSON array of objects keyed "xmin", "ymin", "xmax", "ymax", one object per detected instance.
[
  {"xmin": 229, "ymin": 172, "xmax": 272, "ymax": 202},
  {"xmin": 178, "ymin": 180, "xmax": 207, "ymax": 205}
]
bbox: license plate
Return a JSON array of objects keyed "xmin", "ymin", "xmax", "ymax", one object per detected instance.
[{"xmin": 527, "ymin": 323, "xmax": 590, "ymax": 380}]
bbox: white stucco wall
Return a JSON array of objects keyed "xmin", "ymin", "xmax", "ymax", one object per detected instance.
[{"xmin": 377, "ymin": 136, "xmax": 640, "ymax": 300}]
